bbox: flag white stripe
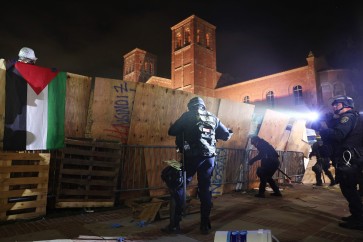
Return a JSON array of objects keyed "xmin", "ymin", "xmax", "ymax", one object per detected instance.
[{"xmin": 26, "ymin": 84, "xmax": 49, "ymax": 150}]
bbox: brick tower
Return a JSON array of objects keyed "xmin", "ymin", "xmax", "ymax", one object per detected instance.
[
  {"xmin": 171, "ymin": 15, "xmax": 217, "ymax": 97},
  {"xmin": 123, "ymin": 48, "xmax": 157, "ymax": 83}
]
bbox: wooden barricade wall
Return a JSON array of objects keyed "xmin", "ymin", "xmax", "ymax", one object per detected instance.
[
  {"xmin": 0, "ymin": 152, "xmax": 50, "ymax": 221},
  {"xmin": 285, "ymin": 119, "xmax": 311, "ymax": 157},
  {"xmin": 258, "ymin": 109, "xmax": 290, "ymax": 148},
  {"xmin": 212, "ymin": 99, "xmax": 254, "ymax": 194},
  {"xmin": 90, "ymin": 78, "xmax": 137, "ymax": 143},
  {"xmin": 65, "ymin": 73, "xmax": 92, "ymax": 138}
]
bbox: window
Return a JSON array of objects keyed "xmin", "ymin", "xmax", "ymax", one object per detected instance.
[
  {"xmin": 175, "ymin": 31, "xmax": 182, "ymax": 50},
  {"xmin": 266, "ymin": 91, "xmax": 274, "ymax": 107},
  {"xmin": 206, "ymin": 33, "xmax": 210, "ymax": 48},
  {"xmin": 184, "ymin": 27, "xmax": 191, "ymax": 46},
  {"xmin": 243, "ymin": 96, "xmax": 250, "ymax": 103},
  {"xmin": 333, "ymin": 83, "xmax": 345, "ymax": 96},
  {"xmin": 293, "ymin": 85, "xmax": 303, "ymax": 105},
  {"xmin": 196, "ymin": 29, "xmax": 201, "ymax": 44}
]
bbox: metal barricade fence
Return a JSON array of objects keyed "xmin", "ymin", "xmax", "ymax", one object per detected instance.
[
  {"xmin": 118, "ymin": 145, "xmax": 305, "ymax": 195},
  {"xmin": 118, "ymin": 145, "xmax": 247, "ymax": 193},
  {"xmin": 246, "ymin": 149, "xmax": 306, "ymax": 189}
]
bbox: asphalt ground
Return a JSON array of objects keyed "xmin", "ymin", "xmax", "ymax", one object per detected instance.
[{"xmin": 1, "ymin": 183, "xmax": 363, "ymax": 242}]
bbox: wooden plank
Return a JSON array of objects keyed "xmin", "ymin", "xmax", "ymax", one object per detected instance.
[
  {"xmin": 137, "ymin": 199, "xmax": 163, "ymax": 223},
  {"xmin": 258, "ymin": 109, "xmax": 290, "ymax": 148},
  {"xmin": 286, "ymin": 119, "xmax": 311, "ymax": 157},
  {"xmin": 65, "ymin": 73, "xmax": 92, "ymax": 138},
  {"xmin": 128, "ymin": 83, "xmax": 219, "ymax": 145},
  {"xmin": 55, "ymin": 201, "xmax": 114, "ymax": 208},
  {"xmin": 0, "ymin": 59, "xmax": 5, "ymax": 149},
  {"xmin": 0, "ymin": 152, "xmax": 49, "ymax": 162},
  {"xmin": 90, "ymin": 78, "xmax": 137, "ymax": 143},
  {"xmin": 0, "ymin": 188, "xmax": 48, "ymax": 198},
  {"xmin": 276, "ymin": 130, "xmax": 290, "ymax": 151},
  {"xmin": 216, "ymin": 99, "xmax": 254, "ymax": 149}
]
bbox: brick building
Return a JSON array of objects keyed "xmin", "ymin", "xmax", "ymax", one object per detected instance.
[{"xmin": 123, "ymin": 15, "xmax": 362, "ymax": 116}]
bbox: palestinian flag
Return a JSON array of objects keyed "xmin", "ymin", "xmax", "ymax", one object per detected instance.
[{"xmin": 4, "ymin": 62, "xmax": 67, "ymax": 151}]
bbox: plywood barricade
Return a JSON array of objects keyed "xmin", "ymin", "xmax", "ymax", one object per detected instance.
[
  {"xmin": 90, "ymin": 78, "xmax": 137, "ymax": 143},
  {"xmin": 65, "ymin": 73, "xmax": 92, "ymax": 138},
  {"xmin": 211, "ymin": 99, "xmax": 254, "ymax": 195},
  {"xmin": 285, "ymin": 119, "xmax": 310, "ymax": 157}
]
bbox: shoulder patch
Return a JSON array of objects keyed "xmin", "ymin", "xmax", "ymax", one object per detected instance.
[{"xmin": 340, "ymin": 116, "xmax": 349, "ymax": 124}]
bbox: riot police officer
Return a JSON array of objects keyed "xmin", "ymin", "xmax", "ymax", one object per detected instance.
[
  {"xmin": 309, "ymin": 138, "xmax": 336, "ymax": 186},
  {"xmin": 317, "ymin": 95, "xmax": 363, "ymax": 230},
  {"xmin": 161, "ymin": 97, "xmax": 232, "ymax": 235}
]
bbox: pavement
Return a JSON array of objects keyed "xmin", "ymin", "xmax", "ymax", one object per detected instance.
[{"xmin": 1, "ymin": 183, "xmax": 363, "ymax": 242}]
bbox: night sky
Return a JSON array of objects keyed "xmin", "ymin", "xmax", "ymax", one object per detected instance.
[{"xmin": 1, "ymin": 1, "xmax": 362, "ymax": 83}]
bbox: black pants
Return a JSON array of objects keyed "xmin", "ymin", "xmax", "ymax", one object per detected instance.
[
  {"xmin": 313, "ymin": 157, "xmax": 335, "ymax": 184},
  {"xmin": 336, "ymin": 165, "xmax": 363, "ymax": 220},
  {"xmin": 169, "ymin": 155, "xmax": 215, "ymax": 226},
  {"xmin": 256, "ymin": 160, "xmax": 280, "ymax": 194}
]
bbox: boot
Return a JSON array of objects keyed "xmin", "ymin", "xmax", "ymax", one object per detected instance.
[
  {"xmin": 161, "ymin": 196, "xmax": 181, "ymax": 234},
  {"xmin": 161, "ymin": 223, "xmax": 181, "ymax": 234},
  {"xmin": 200, "ymin": 217, "xmax": 211, "ymax": 235},
  {"xmin": 314, "ymin": 173, "xmax": 323, "ymax": 186},
  {"xmin": 200, "ymin": 207, "xmax": 212, "ymax": 235},
  {"xmin": 325, "ymin": 171, "xmax": 336, "ymax": 186}
]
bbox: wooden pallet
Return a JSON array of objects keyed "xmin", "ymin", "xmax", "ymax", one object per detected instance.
[
  {"xmin": 0, "ymin": 152, "xmax": 50, "ymax": 221},
  {"xmin": 55, "ymin": 138, "xmax": 122, "ymax": 208}
]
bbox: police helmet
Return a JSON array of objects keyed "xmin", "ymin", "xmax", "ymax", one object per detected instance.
[
  {"xmin": 330, "ymin": 95, "xmax": 354, "ymax": 109},
  {"xmin": 161, "ymin": 166, "xmax": 183, "ymax": 190},
  {"xmin": 187, "ymin": 97, "xmax": 206, "ymax": 110}
]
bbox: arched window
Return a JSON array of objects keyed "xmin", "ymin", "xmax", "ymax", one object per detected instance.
[
  {"xmin": 293, "ymin": 85, "xmax": 303, "ymax": 105},
  {"xmin": 206, "ymin": 33, "xmax": 210, "ymax": 48},
  {"xmin": 184, "ymin": 28, "xmax": 191, "ymax": 45},
  {"xmin": 175, "ymin": 31, "xmax": 182, "ymax": 50},
  {"xmin": 243, "ymin": 96, "xmax": 250, "ymax": 103},
  {"xmin": 266, "ymin": 91, "xmax": 274, "ymax": 107},
  {"xmin": 196, "ymin": 29, "xmax": 201, "ymax": 44}
]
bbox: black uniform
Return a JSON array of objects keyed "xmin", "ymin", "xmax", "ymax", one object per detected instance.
[
  {"xmin": 164, "ymin": 98, "xmax": 231, "ymax": 234},
  {"xmin": 320, "ymin": 110, "xmax": 363, "ymax": 229},
  {"xmin": 309, "ymin": 141, "xmax": 335, "ymax": 186},
  {"xmin": 249, "ymin": 137, "xmax": 281, "ymax": 197}
]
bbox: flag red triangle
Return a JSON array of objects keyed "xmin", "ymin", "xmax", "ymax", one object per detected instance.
[{"xmin": 15, "ymin": 62, "xmax": 59, "ymax": 95}]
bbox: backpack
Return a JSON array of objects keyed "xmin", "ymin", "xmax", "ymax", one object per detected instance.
[{"xmin": 188, "ymin": 109, "xmax": 218, "ymax": 157}]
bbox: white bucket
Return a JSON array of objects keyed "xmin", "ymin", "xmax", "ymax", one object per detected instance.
[{"xmin": 214, "ymin": 229, "xmax": 272, "ymax": 242}]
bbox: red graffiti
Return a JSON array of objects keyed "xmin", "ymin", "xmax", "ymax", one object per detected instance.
[{"xmin": 104, "ymin": 124, "xmax": 129, "ymax": 144}]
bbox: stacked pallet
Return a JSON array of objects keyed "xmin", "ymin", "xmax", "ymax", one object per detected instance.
[
  {"xmin": 0, "ymin": 152, "xmax": 50, "ymax": 221},
  {"xmin": 55, "ymin": 138, "xmax": 122, "ymax": 208}
]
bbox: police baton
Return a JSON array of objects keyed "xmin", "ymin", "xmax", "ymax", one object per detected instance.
[{"xmin": 277, "ymin": 167, "xmax": 292, "ymax": 181}]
